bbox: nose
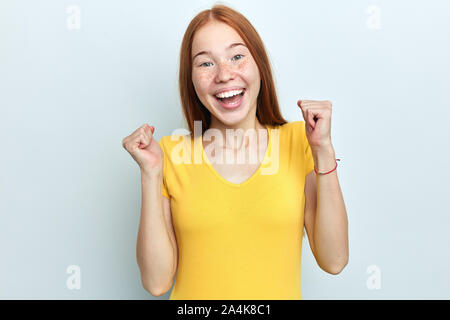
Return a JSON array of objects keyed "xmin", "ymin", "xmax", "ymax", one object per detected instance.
[{"xmin": 215, "ymin": 61, "xmax": 235, "ymax": 83}]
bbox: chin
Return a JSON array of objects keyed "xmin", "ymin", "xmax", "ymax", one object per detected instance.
[{"xmin": 218, "ymin": 109, "xmax": 250, "ymax": 127}]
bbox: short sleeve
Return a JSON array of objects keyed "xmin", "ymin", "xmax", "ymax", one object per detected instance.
[
  {"xmin": 157, "ymin": 137, "xmax": 170, "ymax": 199},
  {"xmin": 301, "ymin": 121, "xmax": 315, "ymax": 176}
]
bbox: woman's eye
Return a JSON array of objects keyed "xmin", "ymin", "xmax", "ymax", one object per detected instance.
[
  {"xmin": 232, "ymin": 54, "xmax": 243, "ymax": 61},
  {"xmin": 199, "ymin": 55, "xmax": 243, "ymax": 67}
]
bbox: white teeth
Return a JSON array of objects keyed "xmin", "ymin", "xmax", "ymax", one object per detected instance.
[{"xmin": 215, "ymin": 89, "xmax": 243, "ymax": 99}]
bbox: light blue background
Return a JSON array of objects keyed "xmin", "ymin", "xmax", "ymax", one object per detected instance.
[{"xmin": 1, "ymin": 0, "xmax": 449, "ymax": 299}]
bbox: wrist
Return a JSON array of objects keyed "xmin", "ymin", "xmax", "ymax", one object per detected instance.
[
  {"xmin": 140, "ymin": 167, "xmax": 163, "ymax": 179},
  {"xmin": 312, "ymin": 145, "xmax": 337, "ymax": 173},
  {"xmin": 312, "ymin": 143, "xmax": 335, "ymax": 158}
]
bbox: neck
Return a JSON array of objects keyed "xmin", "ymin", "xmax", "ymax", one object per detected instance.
[{"xmin": 206, "ymin": 117, "xmax": 266, "ymax": 150}]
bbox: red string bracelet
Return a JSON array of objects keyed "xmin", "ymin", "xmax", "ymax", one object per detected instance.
[{"xmin": 314, "ymin": 158, "xmax": 341, "ymax": 175}]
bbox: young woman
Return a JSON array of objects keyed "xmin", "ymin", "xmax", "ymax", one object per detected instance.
[{"xmin": 122, "ymin": 4, "xmax": 348, "ymax": 300}]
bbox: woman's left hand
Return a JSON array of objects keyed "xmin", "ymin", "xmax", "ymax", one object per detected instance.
[{"xmin": 297, "ymin": 99, "xmax": 333, "ymax": 150}]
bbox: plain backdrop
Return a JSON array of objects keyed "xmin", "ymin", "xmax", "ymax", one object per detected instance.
[{"xmin": 1, "ymin": 0, "xmax": 449, "ymax": 299}]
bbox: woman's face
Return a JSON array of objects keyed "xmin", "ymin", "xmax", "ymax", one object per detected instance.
[{"xmin": 191, "ymin": 21, "xmax": 261, "ymax": 129}]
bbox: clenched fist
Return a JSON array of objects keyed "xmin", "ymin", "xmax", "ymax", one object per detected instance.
[{"xmin": 122, "ymin": 124, "xmax": 163, "ymax": 174}]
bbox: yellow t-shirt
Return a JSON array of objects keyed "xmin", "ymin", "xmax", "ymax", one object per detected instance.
[{"xmin": 157, "ymin": 120, "xmax": 314, "ymax": 300}]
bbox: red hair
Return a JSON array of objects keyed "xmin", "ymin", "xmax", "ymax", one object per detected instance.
[{"xmin": 178, "ymin": 3, "xmax": 288, "ymax": 135}]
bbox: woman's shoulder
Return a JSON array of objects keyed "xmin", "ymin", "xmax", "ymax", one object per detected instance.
[
  {"xmin": 283, "ymin": 120, "xmax": 306, "ymax": 128},
  {"xmin": 158, "ymin": 133, "xmax": 192, "ymax": 147},
  {"xmin": 157, "ymin": 133, "xmax": 194, "ymax": 162},
  {"xmin": 271, "ymin": 120, "xmax": 307, "ymax": 135}
]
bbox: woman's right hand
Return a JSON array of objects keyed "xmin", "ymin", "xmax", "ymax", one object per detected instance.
[{"xmin": 122, "ymin": 124, "xmax": 163, "ymax": 174}]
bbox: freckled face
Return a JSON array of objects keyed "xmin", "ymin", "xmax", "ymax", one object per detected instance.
[{"xmin": 191, "ymin": 21, "xmax": 261, "ymax": 126}]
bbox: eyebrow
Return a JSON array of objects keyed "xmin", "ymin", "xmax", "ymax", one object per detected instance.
[{"xmin": 192, "ymin": 42, "xmax": 247, "ymax": 62}]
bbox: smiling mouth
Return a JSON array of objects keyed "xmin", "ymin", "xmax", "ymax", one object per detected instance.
[
  {"xmin": 213, "ymin": 89, "xmax": 245, "ymax": 102},
  {"xmin": 213, "ymin": 89, "xmax": 246, "ymax": 110}
]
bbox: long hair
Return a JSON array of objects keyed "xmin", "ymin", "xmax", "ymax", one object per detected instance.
[{"xmin": 178, "ymin": 3, "xmax": 288, "ymax": 136}]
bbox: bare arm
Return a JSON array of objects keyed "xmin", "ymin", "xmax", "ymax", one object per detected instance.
[
  {"xmin": 136, "ymin": 170, "xmax": 177, "ymax": 296},
  {"xmin": 304, "ymin": 146, "xmax": 349, "ymax": 274}
]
